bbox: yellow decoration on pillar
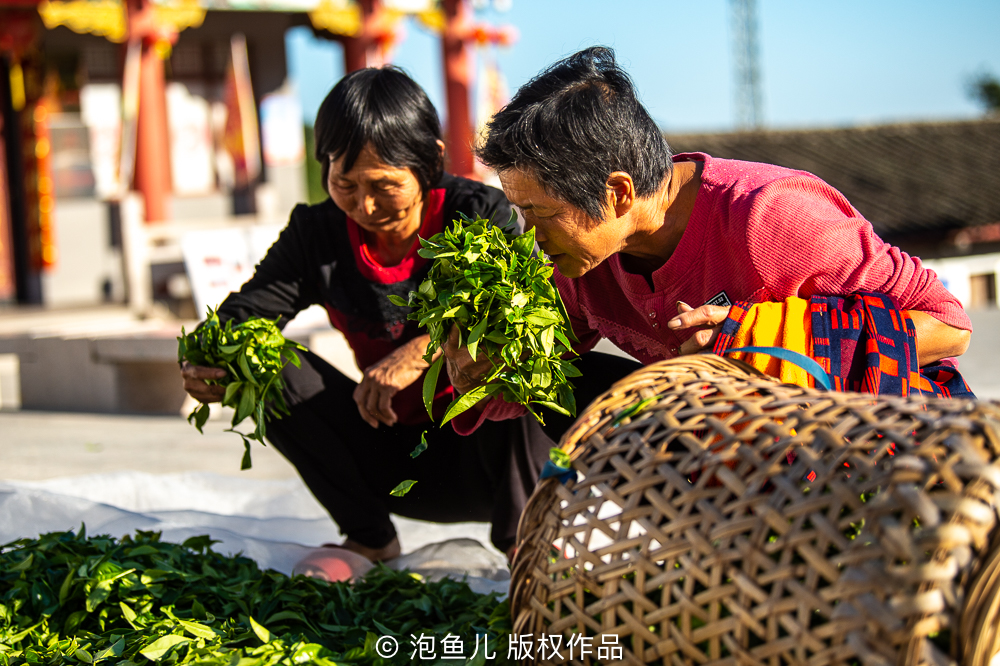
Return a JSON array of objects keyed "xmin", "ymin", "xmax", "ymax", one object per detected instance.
[
  {"xmin": 8, "ymin": 61, "xmax": 25, "ymax": 112},
  {"xmin": 308, "ymin": 0, "xmax": 362, "ymax": 37},
  {"xmin": 153, "ymin": 0, "xmax": 206, "ymax": 34},
  {"xmin": 416, "ymin": 8, "xmax": 445, "ymax": 34},
  {"xmin": 152, "ymin": 38, "xmax": 172, "ymax": 60},
  {"xmin": 38, "ymin": 0, "xmax": 128, "ymax": 43},
  {"xmin": 38, "ymin": 0, "xmax": 204, "ymax": 45}
]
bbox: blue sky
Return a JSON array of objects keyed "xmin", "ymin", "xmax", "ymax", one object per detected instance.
[{"xmin": 286, "ymin": 0, "xmax": 1000, "ymax": 133}]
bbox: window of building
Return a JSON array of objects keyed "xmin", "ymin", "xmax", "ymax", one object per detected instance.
[{"xmin": 969, "ymin": 272, "xmax": 997, "ymax": 309}]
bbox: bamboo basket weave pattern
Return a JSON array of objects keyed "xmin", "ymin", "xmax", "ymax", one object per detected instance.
[{"xmin": 511, "ymin": 356, "xmax": 1000, "ymax": 665}]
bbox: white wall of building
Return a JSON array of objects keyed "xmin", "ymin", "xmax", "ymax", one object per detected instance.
[{"xmin": 922, "ymin": 253, "xmax": 1000, "ymax": 310}]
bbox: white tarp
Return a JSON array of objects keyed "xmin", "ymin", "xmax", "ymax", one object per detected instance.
[{"xmin": 0, "ymin": 471, "xmax": 509, "ymax": 595}]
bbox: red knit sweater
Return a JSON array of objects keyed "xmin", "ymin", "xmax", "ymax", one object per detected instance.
[{"xmin": 452, "ymin": 152, "xmax": 970, "ymax": 434}]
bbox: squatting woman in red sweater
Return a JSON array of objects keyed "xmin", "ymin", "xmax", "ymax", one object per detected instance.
[{"xmin": 445, "ymin": 46, "xmax": 971, "ymax": 436}]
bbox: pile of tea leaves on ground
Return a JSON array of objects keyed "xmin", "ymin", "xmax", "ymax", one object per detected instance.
[{"xmin": 0, "ymin": 529, "xmax": 512, "ymax": 665}]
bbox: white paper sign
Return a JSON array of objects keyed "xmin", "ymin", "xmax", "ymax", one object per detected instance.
[{"xmin": 181, "ymin": 225, "xmax": 282, "ymax": 313}]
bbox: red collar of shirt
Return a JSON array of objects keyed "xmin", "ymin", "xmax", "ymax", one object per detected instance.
[{"xmin": 345, "ymin": 188, "xmax": 446, "ymax": 284}]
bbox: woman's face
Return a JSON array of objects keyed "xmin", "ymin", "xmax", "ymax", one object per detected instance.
[
  {"xmin": 327, "ymin": 144, "xmax": 424, "ymax": 237},
  {"xmin": 499, "ymin": 168, "xmax": 625, "ymax": 279}
]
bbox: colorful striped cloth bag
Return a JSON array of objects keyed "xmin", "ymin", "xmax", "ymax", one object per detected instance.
[{"xmin": 711, "ymin": 292, "xmax": 974, "ymax": 398}]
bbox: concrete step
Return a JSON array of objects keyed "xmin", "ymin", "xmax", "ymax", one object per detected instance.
[{"xmin": 0, "ymin": 305, "xmax": 359, "ymax": 414}]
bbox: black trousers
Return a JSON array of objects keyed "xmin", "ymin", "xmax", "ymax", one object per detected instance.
[{"xmin": 266, "ymin": 349, "xmax": 642, "ymax": 553}]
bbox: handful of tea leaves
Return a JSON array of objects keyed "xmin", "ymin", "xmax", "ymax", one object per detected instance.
[
  {"xmin": 388, "ymin": 214, "xmax": 580, "ymax": 425},
  {"xmin": 177, "ymin": 309, "xmax": 305, "ymax": 469}
]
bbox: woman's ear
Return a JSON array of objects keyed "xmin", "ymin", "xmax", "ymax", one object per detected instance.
[
  {"xmin": 606, "ymin": 172, "xmax": 636, "ymax": 217},
  {"xmin": 436, "ymin": 140, "xmax": 446, "ymax": 160}
]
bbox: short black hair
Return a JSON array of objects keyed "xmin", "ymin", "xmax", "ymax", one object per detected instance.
[
  {"xmin": 315, "ymin": 66, "xmax": 443, "ymax": 195},
  {"xmin": 476, "ymin": 46, "xmax": 672, "ymax": 221}
]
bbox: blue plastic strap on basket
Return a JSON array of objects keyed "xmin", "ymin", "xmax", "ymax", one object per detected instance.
[
  {"xmin": 539, "ymin": 460, "xmax": 575, "ymax": 484},
  {"xmin": 722, "ymin": 346, "xmax": 832, "ymax": 391}
]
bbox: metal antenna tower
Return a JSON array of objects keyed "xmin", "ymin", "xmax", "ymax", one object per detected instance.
[{"xmin": 731, "ymin": 0, "xmax": 763, "ymax": 129}]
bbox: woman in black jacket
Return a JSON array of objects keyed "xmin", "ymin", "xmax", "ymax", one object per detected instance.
[{"xmin": 179, "ymin": 67, "xmax": 554, "ymax": 565}]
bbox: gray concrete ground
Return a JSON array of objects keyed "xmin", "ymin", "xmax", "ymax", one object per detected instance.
[{"xmin": 0, "ymin": 409, "xmax": 299, "ymax": 481}]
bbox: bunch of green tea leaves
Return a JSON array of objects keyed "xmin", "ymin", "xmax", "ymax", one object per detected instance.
[
  {"xmin": 388, "ymin": 214, "xmax": 580, "ymax": 425},
  {"xmin": 0, "ymin": 528, "xmax": 513, "ymax": 666},
  {"xmin": 177, "ymin": 309, "xmax": 305, "ymax": 469}
]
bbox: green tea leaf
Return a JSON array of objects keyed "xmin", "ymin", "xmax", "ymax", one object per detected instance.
[
  {"xmin": 188, "ymin": 403, "xmax": 210, "ymax": 434},
  {"xmin": 178, "ymin": 618, "xmax": 217, "ymax": 639},
  {"xmin": 441, "ymin": 384, "xmax": 501, "ymax": 424},
  {"xmin": 236, "ymin": 383, "xmax": 256, "ymax": 424},
  {"xmin": 557, "ymin": 382, "xmax": 576, "ymax": 417},
  {"xmin": 511, "ymin": 227, "xmax": 535, "ymax": 257},
  {"xmin": 549, "ymin": 447, "xmax": 571, "ymax": 468},
  {"xmin": 530, "ymin": 357, "xmax": 552, "ymax": 389},
  {"xmin": 466, "ymin": 313, "xmax": 490, "ymax": 361},
  {"xmin": 484, "ymin": 330, "xmax": 510, "ymax": 345},
  {"xmin": 612, "ymin": 396, "xmax": 659, "ymax": 426},
  {"xmin": 524, "ymin": 309, "xmax": 560, "ymax": 327},
  {"xmin": 418, "ymin": 278, "xmax": 437, "ymax": 300},
  {"xmin": 249, "ymin": 616, "xmax": 271, "ymax": 643},
  {"xmin": 390, "ymin": 480, "xmax": 418, "ymax": 497},
  {"xmin": 540, "ymin": 325, "xmax": 555, "ymax": 356},
  {"xmin": 537, "ymin": 400, "xmax": 571, "ymax": 416},
  {"xmin": 240, "ymin": 438, "xmax": 253, "ymax": 471},
  {"xmin": 422, "ymin": 355, "xmax": 444, "ymax": 419},
  {"xmin": 558, "ymin": 359, "xmax": 583, "ymax": 378},
  {"xmin": 139, "ymin": 634, "xmax": 191, "ymax": 661},
  {"xmin": 94, "ymin": 637, "xmax": 125, "ymax": 660},
  {"xmin": 223, "ymin": 380, "xmax": 242, "ymax": 406},
  {"xmin": 410, "ymin": 431, "xmax": 429, "ymax": 458}
]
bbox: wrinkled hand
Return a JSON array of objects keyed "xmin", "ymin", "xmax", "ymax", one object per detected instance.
[
  {"xmin": 667, "ymin": 301, "xmax": 732, "ymax": 355},
  {"xmin": 353, "ymin": 335, "xmax": 431, "ymax": 428},
  {"xmin": 180, "ymin": 361, "xmax": 227, "ymax": 403},
  {"xmin": 442, "ymin": 325, "xmax": 495, "ymax": 396}
]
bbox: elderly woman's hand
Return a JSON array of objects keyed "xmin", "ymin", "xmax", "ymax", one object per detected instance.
[
  {"xmin": 353, "ymin": 334, "xmax": 432, "ymax": 429},
  {"xmin": 668, "ymin": 301, "xmax": 732, "ymax": 355},
  {"xmin": 180, "ymin": 362, "xmax": 227, "ymax": 403},
  {"xmin": 442, "ymin": 325, "xmax": 495, "ymax": 396}
]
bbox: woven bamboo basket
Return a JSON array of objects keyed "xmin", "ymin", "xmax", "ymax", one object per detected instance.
[{"xmin": 511, "ymin": 355, "xmax": 1000, "ymax": 665}]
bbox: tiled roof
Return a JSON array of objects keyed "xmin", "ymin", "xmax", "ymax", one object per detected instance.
[{"xmin": 666, "ymin": 119, "xmax": 1000, "ymax": 238}]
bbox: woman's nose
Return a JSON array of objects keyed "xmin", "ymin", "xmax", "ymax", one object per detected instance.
[{"xmin": 360, "ymin": 195, "xmax": 377, "ymax": 216}]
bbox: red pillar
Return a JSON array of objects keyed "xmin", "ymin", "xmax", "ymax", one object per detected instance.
[
  {"xmin": 126, "ymin": 0, "xmax": 173, "ymax": 222},
  {"xmin": 0, "ymin": 10, "xmax": 44, "ymax": 303},
  {"xmin": 342, "ymin": 0, "xmax": 386, "ymax": 72},
  {"xmin": 441, "ymin": 0, "xmax": 474, "ymax": 179}
]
